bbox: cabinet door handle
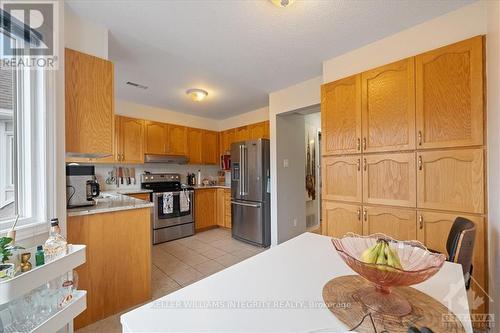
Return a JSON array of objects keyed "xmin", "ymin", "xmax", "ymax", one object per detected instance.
[
  {"xmin": 357, "ymin": 209, "xmax": 361, "ymax": 221},
  {"xmin": 363, "ymin": 137, "xmax": 367, "ymax": 150},
  {"xmin": 363, "ymin": 209, "xmax": 367, "ymax": 221},
  {"xmin": 357, "ymin": 138, "xmax": 360, "ymax": 151},
  {"xmin": 419, "ymin": 215, "xmax": 423, "ymax": 229},
  {"xmin": 363, "ymin": 158, "xmax": 367, "ymax": 171},
  {"xmin": 418, "ymin": 130, "xmax": 423, "ymax": 146},
  {"xmin": 418, "ymin": 156, "xmax": 423, "ymax": 170},
  {"xmin": 357, "ymin": 158, "xmax": 360, "ymax": 171}
]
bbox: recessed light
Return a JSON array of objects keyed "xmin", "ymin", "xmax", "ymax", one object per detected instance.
[
  {"xmin": 270, "ymin": 0, "xmax": 296, "ymax": 8},
  {"xmin": 186, "ymin": 88, "xmax": 208, "ymax": 102}
]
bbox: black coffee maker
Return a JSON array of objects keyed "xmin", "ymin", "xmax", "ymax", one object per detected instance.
[{"xmin": 186, "ymin": 173, "xmax": 196, "ymax": 186}]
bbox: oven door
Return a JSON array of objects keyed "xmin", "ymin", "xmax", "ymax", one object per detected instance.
[{"xmin": 153, "ymin": 190, "xmax": 194, "ymax": 229}]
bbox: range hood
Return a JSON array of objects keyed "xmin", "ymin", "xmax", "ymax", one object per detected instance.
[{"xmin": 144, "ymin": 154, "xmax": 189, "ymax": 164}]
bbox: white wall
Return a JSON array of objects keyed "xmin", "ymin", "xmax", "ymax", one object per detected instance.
[
  {"xmin": 276, "ymin": 113, "xmax": 306, "ymax": 243},
  {"xmin": 486, "ymin": 0, "xmax": 500, "ymax": 323},
  {"xmin": 219, "ymin": 107, "xmax": 269, "ymax": 131},
  {"xmin": 64, "ymin": 6, "xmax": 109, "ymax": 59},
  {"xmin": 323, "ymin": 1, "xmax": 487, "ymax": 82},
  {"xmin": 116, "ymin": 99, "xmax": 219, "ymax": 131},
  {"xmin": 269, "ymin": 76, "xmax": 322, "ymax": 245}
]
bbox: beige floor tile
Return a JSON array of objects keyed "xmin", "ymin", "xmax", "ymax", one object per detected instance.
[
  {"xmin": 76, "ymin": 313, "xmax": 121, "ymax": 333},
  {"xmin": 153, "ymin": 255, "xmax": 189, "ymax": 275},
  {"xmin": 214, "ymin": 253, "xmax": 241, "ymax": 267},
  {"xmin": 193, "ymin": 259, "xmax": 225, "ymax": 276},
  {"xmin": 179, "ymin": 252, "xmax": 210, "ymax": 266},
  {"xmin": 168, "ymin": 266, "xmax": 205, "ymax": 286},
  {"xmin": 211, "ymin": 238, "xmax": 248, "ymax": 252},
  {"xmin": 152, "ymin": 283, "xmax": 182, "ymax": 300},
  {"xmin": 231, "ymin": 248, "xmax": 259, "ymax": 260},
  {"xmin": 201, "ymin": 246, "xmax": 226, "ymax": 259}
]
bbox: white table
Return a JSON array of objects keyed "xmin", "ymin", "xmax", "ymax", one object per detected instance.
[{"xmin": 121, "ymin": 232, "xmax": 472, "ymax": 332}]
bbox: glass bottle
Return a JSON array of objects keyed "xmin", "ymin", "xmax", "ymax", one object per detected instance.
[
  {"xmin": 44, "ymin": 218, "xmax": 68, "ymax": 263},
  {"xmin": 35, "ymin": 245, "xmax": 45, "ymax": 266}
]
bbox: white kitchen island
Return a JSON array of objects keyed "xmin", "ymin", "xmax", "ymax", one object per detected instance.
[{"xmin": 121, "ymin": 232, "xmax": 472, "ymax": 332}]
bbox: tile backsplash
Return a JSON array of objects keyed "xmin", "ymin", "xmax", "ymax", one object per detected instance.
[{"xmin": 95, "ymin": 163, "xmax": 221, "ymax": 191}]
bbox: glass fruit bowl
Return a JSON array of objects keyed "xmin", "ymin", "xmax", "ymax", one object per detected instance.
[{"xmin": 331, "ymin": 233, "xmax": 446, "ymax": 316}]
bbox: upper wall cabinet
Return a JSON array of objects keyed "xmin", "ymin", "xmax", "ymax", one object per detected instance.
[
  {"xmin": 321, "ymin": 75, "xmax": 361, "ymax": 156},
  {"xmin": 417, "ymin": 148, "xmax": 484, "ymax": 214},
  {"xmin": 187, "ymin": 128, "xmax": 203, "ymax": 164},
  {"xmin": 234, "ymin": 126, "xmax": 249, "ymax": 142},
  {"xmin": 248, "ymin": 121, "xmax": 270, "ymax": 140},
  {"xmin": 117, "ymin": 116, "xmax": 144, "ymax": 163},
  {"xmin": 219, "ymin": 129, "xmax": 235, "ymax": 156},
  {"xmin": 415, "ymin": 36, "xmax": 484, "ymax": 149},
  {"xmin": 361, "ymin": 58, "xmax": 415, "ymax": 153},
  {"xmin": 65, "ymin": 48, "xmax": 114, "ymax": 156},
  {"xmin": 144, "ymin": 121, "xmax": 168, "ymax": 154},
  {"xmin": 202, "ymin": 130, "xmax": 219, "ymax": 165},
  {"xmin": 168, "ymin": 124, "xmax": 187, "ymax": 155}
]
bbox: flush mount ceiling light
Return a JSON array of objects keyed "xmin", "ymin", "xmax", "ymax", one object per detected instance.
[
  {"xmin": 186, "ymin": 88, "xmax": 208, "ymax": 102},
  {"xmin": 270, "ymin": 0, "xmax": 296, "ymax": 8}
]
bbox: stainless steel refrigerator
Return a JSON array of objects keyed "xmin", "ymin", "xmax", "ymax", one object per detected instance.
[{"xmin": 231, "ymin": 139, "xmax": 271, "ymax": 247}]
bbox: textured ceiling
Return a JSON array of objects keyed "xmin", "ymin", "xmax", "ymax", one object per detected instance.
[{"xmin": 66, "ymin": 0, "xmax": 473, "ymax": 119}]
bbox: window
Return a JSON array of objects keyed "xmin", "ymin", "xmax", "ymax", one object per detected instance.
[{"xmin": 0, "ymin": 38, "xmax": 49, "ymax": 234}]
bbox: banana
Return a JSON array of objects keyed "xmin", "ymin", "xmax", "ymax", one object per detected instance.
[
  {"xmin": 375, "ymin": 242, "xmax": 388, "ymax": 269},
  {"xmin": 361, "ymin": 242, "xmax": 381, "ymax": 264},
  {"xmin": 388, "ymin": 246, "xmax": 403, "ymax": 270}
]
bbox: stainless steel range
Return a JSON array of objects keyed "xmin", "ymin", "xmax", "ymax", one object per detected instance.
[{"xmin": 141, "ymin": 173, "xmax": 194, "ymax": 244}]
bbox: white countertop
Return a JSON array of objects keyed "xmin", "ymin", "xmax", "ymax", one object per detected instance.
[
  {"xmin": 67, "ymin": 192, "xmax": 153, "ymax": 217},
  {"xmin": 120, "ymin": 233, "xmax": 472, "ymax": 333}
]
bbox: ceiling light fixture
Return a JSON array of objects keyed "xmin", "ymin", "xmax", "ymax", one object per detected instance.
[
  {"xmin": 186, "ymin": 88, "xmax": 208, "ymax": 102},
  {"xmin": 270, "ymin": 0, "xmax": 296, "ymax": 8}
]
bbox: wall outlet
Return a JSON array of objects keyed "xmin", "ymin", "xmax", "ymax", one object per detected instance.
[
  {"xmin": 293, "ymin": 218, "xmax": 297, "ymax": 227},
  {"xmin": 283, "ymin": 159, "xmax": 289, "ymax": 168}
]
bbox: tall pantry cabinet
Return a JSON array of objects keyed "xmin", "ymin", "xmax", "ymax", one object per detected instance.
[{"xmin": 321, "ymin": 36, "xmax": 487, "ymax": 317}]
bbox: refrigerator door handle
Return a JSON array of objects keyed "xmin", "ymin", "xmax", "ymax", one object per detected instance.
[
  {"xmin": 239, "ymin": 145, "xmax": 243, "ymax": 196},
  {"xmin": 242, "ymin": 145, "xmax": 247, "ymax": 196},
  {"xmin": 231, "ymin": 201, "xmax": 262, "ymax": 208}
]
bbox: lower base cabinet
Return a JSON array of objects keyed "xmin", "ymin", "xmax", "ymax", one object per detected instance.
[
  {"xmin": 67, "ymin": 208, "xmax": 151, "ymax": 329},
  {"xmin": 195, "ymin": 188, "xmax": 232, "ymax": 230},
  {"xmin": 416, "ymin": 210, "xmax": 486, "ymax": 316}
]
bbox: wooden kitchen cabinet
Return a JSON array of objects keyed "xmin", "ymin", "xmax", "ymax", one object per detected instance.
[
  {"xmin": 415, "ymin": 36, "xmax": 484, "ymax": 149},
  {"xmin": 248, "ymin": 121, "xmax": 269, "ymax": 140},
  {"xmin": 168, "ymin": 124, "xmax": 188, "ymax": 155},
  {"xmin": 219, "ymin": 129, "xmax": 235, "ymax": 156},
  {"xmin": 416, "ymin": 210, "xmax": 486, "ymax": 315},
  {"xmin": 117, "ymin": 116, "xmax": 144, "ymax": 163},
  {"xmin": 125, "ymin": 192, "xmax": 151, "ymax": 201},
  {"xmin": 216, "ymin": 188, "xmax": 232, "ymax": 228},
  {"xmin": 144, "ymin": 121, "xmax": 168, "ymax": 154},
  {"xmin": 234, "ymin": 126, "xmax": 249, "ymax": 142},
  {"xmin": 67, "ymin": 208, "xmax": 151, "ymax": 329},
  {"xmin": 323, "ymin": 201, "xmax": 362, "ymax": 237},
  {"xmin": 322, "ymin": 155, "xmax": 362, "ymax": 203},
  {"xmin": 187, "ymin": 127, "xmax": 203, "ymax": 164},
  {"xmin": 195, "ymin": 189, "xmax": 218, "ymax": 230},
  {"xmin": 321, "ymin": 75, "xmax": 361, "ymax": 156},
  {"xmin": 361, "ymin": 58, "xmax": 415, "ymax": 153},
  {"xmin": 65, "ymin": 48, "xmax": 114, "ymax": 156},
  {"xmin": 362, "ymin": 152, "xmax": 416, "ymax": 207},
  {"xmin": 416, "ymin": 148, "xmax": 484, "ymax": 214},
  {"xmin": 363, "ymin": 206, "xmax": 417, "ymax": 240},
  {"xmin": 223, "ymin": 189, "xmax": 231, "ymax": 228},
  {"xmin": 202, "ymin": 130, "xmax": 219, "ymax": 165}
]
